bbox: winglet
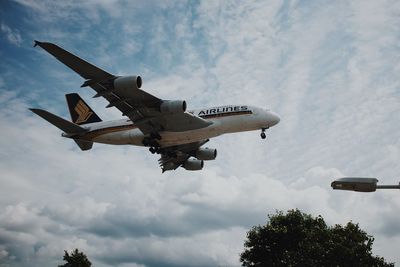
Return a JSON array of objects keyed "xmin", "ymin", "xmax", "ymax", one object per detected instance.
[{"xmin": 33, "ymin": 40, "xmax": 41, "ymax": 47}]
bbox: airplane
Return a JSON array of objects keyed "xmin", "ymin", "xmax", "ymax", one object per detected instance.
[{"xmin": 30, "ymin": 41, "xmax": 280, "ymax": 172}]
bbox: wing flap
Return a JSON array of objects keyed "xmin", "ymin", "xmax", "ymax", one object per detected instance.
[
  {"xmin": 88, "ymin": 82, "xmax": 162, "ymax": 125},
  {"xmin": 158, "ymin": 140, "xmax": 209, "ymax": 172}
]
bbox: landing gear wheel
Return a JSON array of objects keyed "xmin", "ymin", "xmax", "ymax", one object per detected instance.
[{"xmin": 261, "ymin": 128, "xmax": 267, "ymax": 139}]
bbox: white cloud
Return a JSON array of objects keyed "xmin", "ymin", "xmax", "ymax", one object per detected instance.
[
  {"xmin": 0, "ymin": 248, "xmax": 9, "ymax": 259},
  {"xmin": 1, "ymin": 23, "xmax": 22, "ymax": 46},
  {"xmin": 1, "ymin": 0, "xmax": 400, "ymax": 266}
]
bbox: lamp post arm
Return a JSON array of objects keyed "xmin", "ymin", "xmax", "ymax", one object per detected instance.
[{"xmin": 376, "ymin": 182, "xmax": 400, "ymax": 190}]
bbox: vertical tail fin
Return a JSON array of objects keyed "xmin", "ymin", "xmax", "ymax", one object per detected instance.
[{"xmin": 65, "ymin": 93, "xmax": 102, "ymax": 125}]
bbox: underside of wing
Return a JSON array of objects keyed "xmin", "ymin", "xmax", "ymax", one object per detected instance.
[
  {"xmin": 34, "ymin": 41, "xmax": 114, "ymax": 80},
  {"xmin": 157, "ymin": 140, "xmax": 217, "ymax": 172}
]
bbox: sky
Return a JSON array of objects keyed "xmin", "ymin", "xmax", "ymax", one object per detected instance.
[{"xmin": 0, "ymin": 0, "xmax": 399, "ymax": 266}]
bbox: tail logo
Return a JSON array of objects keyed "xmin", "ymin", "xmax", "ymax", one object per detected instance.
[{"xmin": 74, "ymin": 100, "xmax": 93, "ymax": 124}]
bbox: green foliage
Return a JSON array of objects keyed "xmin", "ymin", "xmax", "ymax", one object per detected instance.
[
  {"xmin": 240, "ymin": 209, "xmax": 393, "ymax": 267},
  {"xmin": 58, "ymin": 248, "xmax": 92, "ymax": 267}
]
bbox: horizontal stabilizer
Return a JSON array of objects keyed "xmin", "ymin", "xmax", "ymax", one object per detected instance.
[
  {"xmin": 29, "ymin": 108, "xmax": 87, "ymax": 134},
  {"xmin": 74, "ymin": 139, "xmax": 93, "ymax": 151}
]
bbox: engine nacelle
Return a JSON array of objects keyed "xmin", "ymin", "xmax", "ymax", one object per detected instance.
[
  {"xmin": 182, "ymin": 158, "xmax": 204, "ymax": 171},
  {"xmin": 195, "ymin": 148, "xmax": 217, "ymax": 160},
  {"xmin": 113, "ymin": 75, "xmax": 142, "ymax": 91},
  {"xmin": 160, "ymin": 100, "xmax": 187, "ymax": 114}
]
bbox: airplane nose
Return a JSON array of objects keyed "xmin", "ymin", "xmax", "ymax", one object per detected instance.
[{"xmin": 267, "ymin": 111, "xmax": 280, "ymax": 127}]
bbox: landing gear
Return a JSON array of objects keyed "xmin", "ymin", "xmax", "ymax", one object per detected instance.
[
  {"xmin": 143, "ymin": 132, "xmax": 163, "ymax": 154},
  {"xmin": 150, "ymin": 132, "xmax": 162, "ymax": 140},
  {"xmin": 142, "ymin": 132, "xmax": 162, "ymax": 146},
  {"xmin": 149, "ymin": 147, "xmax": 163, "ymax": 154},
  {"xmin": 260, "ymin": 128, "xmax": 267, "ymax": 139},
  {"xmin": 142, "ymin": 138, "xmax": 150, "ymax": 147}
]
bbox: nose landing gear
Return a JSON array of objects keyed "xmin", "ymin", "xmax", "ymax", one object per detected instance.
[{"xmin": 260, "ymin": 128, "xmax": 267, "ymax": 139}]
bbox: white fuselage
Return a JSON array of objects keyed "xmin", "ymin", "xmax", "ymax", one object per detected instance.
[{"xmin": 74, "ymin": 105, "xmax": 280, "ymax": 148}]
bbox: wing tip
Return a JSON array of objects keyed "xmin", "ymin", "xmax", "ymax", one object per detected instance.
[
  {"xmin": 29, "ymin": 108, "xmax": 40, "ymax": 113},
  {"xmin": 33, "ymin": 40, "xmax": 55, "ymax": 48},
  {"xmin": 33, "ymin": 40, "xmax": 41, "ymax": 47}
]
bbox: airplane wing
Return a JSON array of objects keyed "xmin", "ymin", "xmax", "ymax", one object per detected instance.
[
  {"xmin": 34, "ymin": 41, "xmax": 211, "ymax": 134},
  {"xmin": 158, "ymin": 140, "xmax": 209, "ymax": 172}
]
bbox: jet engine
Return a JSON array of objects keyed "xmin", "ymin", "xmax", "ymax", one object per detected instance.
[
  {"xmin": 182, "ymin": 158, "xmax": 204, "ymax": 171},
  {"xmin": 195, "ymin": 148, "xmax": 217, "ymax": 160},
  {"xmin": 113, "ymin": 75, "xmax": 142, "ymax": 91},
  {"xmin": 160, "ymin": 100, "xmax": 187, "ymax": 114}
]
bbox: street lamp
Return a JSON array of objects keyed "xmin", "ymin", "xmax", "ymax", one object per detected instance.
[{"xmin": 331, "ymin": 177, "xmax": 400, "ymax": 192}]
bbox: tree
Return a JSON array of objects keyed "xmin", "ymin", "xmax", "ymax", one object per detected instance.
[
  {"xmin": 58, "ymin": 248, "xmax": 92, "ymax": 267},
  {"xmin": 240, "ymin": 209, "xmax": 393, "ymax": 267}
]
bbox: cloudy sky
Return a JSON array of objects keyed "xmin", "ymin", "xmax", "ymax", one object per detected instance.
[{"xmin": 1, "ymin": 0, "xmax": 400, "ymax": 266}]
